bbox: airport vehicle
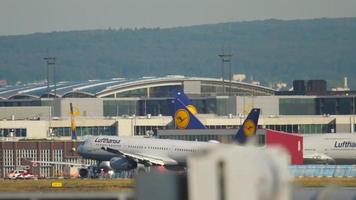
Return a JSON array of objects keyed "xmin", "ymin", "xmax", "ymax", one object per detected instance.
[
  {"xmin": 77, "ymin": 107, "xmax": 260, "ymax": 176},
  {"xmin": 17, "ymin": 171, "xmax": 35, "ymax": 179},
  {"xmin": 303, "ymin": 133, "xmax": 356, "ymax": 164},
  {"xmin": 7, "ymin": 170, "xmax": 25, "ymax": 179},
  {"xmin": 7, "ymin": 169, "xmax": 34, "ymax": 180}
]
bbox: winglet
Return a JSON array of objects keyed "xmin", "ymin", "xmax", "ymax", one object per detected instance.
[{"xmin": 233, "ymin": 108, "xmax": 260, "ymax": 144}]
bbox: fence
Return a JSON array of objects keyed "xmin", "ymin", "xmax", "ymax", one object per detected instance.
[{"xmin": 290, "ymin": 165, "xmax": 356, "ymax": 177}]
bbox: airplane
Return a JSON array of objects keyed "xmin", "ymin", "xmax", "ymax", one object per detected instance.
[
  {"xmin": 25, "ymin": 94, "xmax": 259, "ymax": 177},
  {"xmin": 77, "ymin": 108, "xmax": 261, "ymax": 176},
  {"xmin": 303, "ymin": 133, "xmax": 356, "ymax": 164}
]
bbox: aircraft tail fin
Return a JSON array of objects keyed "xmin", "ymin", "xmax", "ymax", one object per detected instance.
[
  {"xmin": 233, "ymin": 108, "xmax": 260, "ymax": 144},
  {"xmin": 173, "ymin": 90, "xmax": 193, "ymax": 107},
  {"xmin": 171, "ymin": 93, "xmax": 206, "ymax": 129},
  {"xmin": 70, "ymin": 103, "xmax": 77, "ymax": 141}
]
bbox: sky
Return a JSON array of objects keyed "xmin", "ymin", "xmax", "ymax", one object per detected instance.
[{"xmin": 0, "ymin": 0, "xmax": 356, "ymax": 36}]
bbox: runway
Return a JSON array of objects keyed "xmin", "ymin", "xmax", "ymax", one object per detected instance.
[
  {"xmin": 0, "ymin": 186, "xmax": 355, "ymax": 200},
  {"xmin": 293, "ymin": 186, "xmax": 356, "ymax": 200}
]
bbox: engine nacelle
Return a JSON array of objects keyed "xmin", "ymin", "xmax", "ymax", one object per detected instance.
[
  {"xmin": 98, "ymin": 161, "xmax": 112, "ymax": 172},
  {"xmin": 110, "ymin": 156, "xmax": 137, "ymax": 171},
  {"xmin": 79, "ymin": 165, "xmax": 101, "ymax": 178},
  {"xmin": 79, "ymin": 168, "xmax": 89, "ymax": 178}
]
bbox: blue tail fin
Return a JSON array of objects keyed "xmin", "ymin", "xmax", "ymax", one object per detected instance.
[
  {"xmin": 233, "ymin": 108, "xmax": 260, "ymax": 144},
  {"xmin": 171, "ymin": 93, "xmax": 206, "ymax": 129},
  {"xmin": 173, "ymin": 90, "xmax": 193, "ymax": 107},
  {"xmin": 172, "ymin": 90, "xmax": 199, "ymax": 115}
]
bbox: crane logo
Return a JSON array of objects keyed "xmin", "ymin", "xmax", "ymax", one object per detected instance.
[
  {"xmin": 175, "ymin": 109, "xmax": 190, "ymax": 129},
  {"xmin": 243, "ymin": 119, "xmax": 256, "ymax": 137}
]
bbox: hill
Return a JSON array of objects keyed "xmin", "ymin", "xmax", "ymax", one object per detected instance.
[{"xmin": 0, "ymin": 18, "xmax": 356, "ymax": 89}]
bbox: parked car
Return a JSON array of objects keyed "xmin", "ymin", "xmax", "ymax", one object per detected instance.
[
  {"xmin": 7, "ymin": 170, "xmax": 25, "ymax": 180},
  {"xmin": 7, "ymin": 170, "xmax": 35, "ymax": 180}
]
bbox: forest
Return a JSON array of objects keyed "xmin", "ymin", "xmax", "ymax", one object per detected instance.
[{"xmin": 0, "ymin": 17, "xmax": 355, "ymax": 89}]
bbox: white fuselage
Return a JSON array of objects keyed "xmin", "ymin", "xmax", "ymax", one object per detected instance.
[
  {"xmin": 78, "ymin": 136, "xmax": 217, "ymax": 166},
  {"xmin": 303, "ymin": 133, "xmax": 356, "ymax": 164},
  {"xmin": 79, "ymin": 133, "xmax": 356, "ymax": 165}
]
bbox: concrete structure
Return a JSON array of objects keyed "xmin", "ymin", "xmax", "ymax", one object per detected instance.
[
  {"xmin": 0, "ymin": 106, "xmax": 51, "ymax": 120},
  {"xmin": 187, "ymin": 145, "xmax": 291, "ymax": 200}
]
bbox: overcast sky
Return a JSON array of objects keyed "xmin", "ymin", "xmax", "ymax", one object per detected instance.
[{"xmin": 1, "ymin": 0, "xmax": 356, "ymax": 36}]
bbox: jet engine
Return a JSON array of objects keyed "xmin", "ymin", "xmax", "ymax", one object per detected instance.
[
  {"xmin": 110, "ymin": 156, "xmax": 137, "ymax": 171},
  {"xmin": 79, "ymin": 161, "xmax": 112, "ymax": 178},
  {"xmin": 79, "ymin": 168, "xmax": 89, "ymax": 178},
  {"xmin": 98, "ymin": 161, "xmax": 112, "ymax": 171}
]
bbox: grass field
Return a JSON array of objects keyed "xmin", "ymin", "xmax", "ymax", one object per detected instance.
[
  {"xmin": 293, "ymin": 177, "xmax": 356, "ymax": 187},
  {"xmin": 0, "ymin": 179, "xmax": 134, "ymax": 192},
  {"xmin": 0, "ymin": 177, "xmax": 356, "ymax": 192}
]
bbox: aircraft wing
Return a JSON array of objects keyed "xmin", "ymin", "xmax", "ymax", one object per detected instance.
[
  {"xmin": 101, "ymin": 147, "xmax": 178, "ymax": 166},
  {"xmin": 26, "ymin": 160, "xmax": 90, "ymax": 167},
  {"xmin": 304, "ymin": 153, "xmax": 335, "ymax": 164}
]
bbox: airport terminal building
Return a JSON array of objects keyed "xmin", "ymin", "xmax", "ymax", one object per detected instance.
[
  {"xmin": 0, "ymin": 76, "xmax": 355, "ymax": 178},
  {"xmin": 0, "ymin": 75, "xmax": 355, "ymax": 139}
]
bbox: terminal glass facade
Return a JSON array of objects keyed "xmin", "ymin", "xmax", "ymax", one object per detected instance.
[
  {"xmin": 116, "ymin": 88, "xmax": 147, "ymax": 98},
  {"xmin": 279, "ymin": 97, "xmax": 356, "ymax": 115},
  {"xmin": 280, "ymin": 98, "xmax": 316, "ymax": 115},
  {"xmin": 134, "ymin": 125, "xmax": 168, "ymax": 136},
  {"xmin": 0, "ymin": 99, "xmax": 41, "ymax": 107},
  {"xmin": 137, "ymin": 99, "xmax": 172, "ymax": 116},
  {"xmin": 52, "ymin": 126, "xmax": 116, "ymax": 137},
  {"xmin": 148, "ymin": 86, "xmax": 182, "ymax": 97},
  {"xmin": 265, "ymin": 122, "xmax": 335, "ymax": 134},
  {"xmin": 0, "ymin": 128, "xmax": 27, "ymax": 137},
  {"xmin": 316, "ymin": 97, "xmax": 355, "ymax": 115},
  {"xmin": 103, "ymin": 97, "xmax": 220, "ymax": 117},
  {"xmin": 103, "ymin": 100, "xmax": 138, "ymax": 116},
  {"xmin": 201, "ymin": 84, "xmax": 271, "ymax": 96}
]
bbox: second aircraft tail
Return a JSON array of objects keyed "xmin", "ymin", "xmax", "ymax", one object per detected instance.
[{"xmin": 233, "ymin": 108, "xmax": 261, "ymax": 144}]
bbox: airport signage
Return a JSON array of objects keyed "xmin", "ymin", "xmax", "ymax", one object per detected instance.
[{"xmin": 51, "ymin": 181, "xmax": 63, "ymax": 188}]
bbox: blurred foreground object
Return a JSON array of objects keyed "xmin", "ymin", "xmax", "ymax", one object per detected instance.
[
  {"xmin": 135, "ymin": 170, "xmax": 187, "ymax": 200},
  {"xmin": 188, "ymin": 145, "xmax": 291, "ymax": 200}
]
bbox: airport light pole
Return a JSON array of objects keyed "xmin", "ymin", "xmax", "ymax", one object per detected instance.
[
  {"xmin": 44, "ymin": 57, "xmax": 56, "ymax": 139},
  {"xmin": 218, "ymin": 53, "xmax": 232, "ymax": 96},
  {"xmin": 353, "ymin": 97, "xmax": 355, "ymax": 133},
  {"xmin": 44, "ymin": 57, "xmax": 56, "ymax": 98}
]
